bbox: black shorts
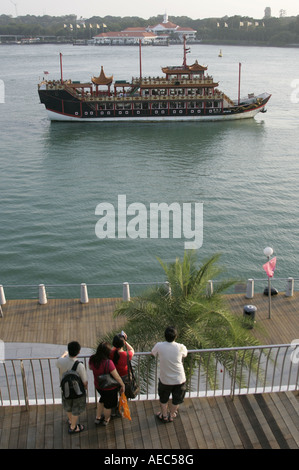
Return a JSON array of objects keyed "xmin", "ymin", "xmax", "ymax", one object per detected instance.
[
  {"xmin": 158, "ymin": 380, "xmax": 186, "ymax": 405},
  {"xmin": 97, "ymin": 387, "xmax": 118, "ymax": 409}
]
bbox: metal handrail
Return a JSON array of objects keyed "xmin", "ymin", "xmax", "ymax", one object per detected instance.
[{"xmin": 1, "ymin": 344, "xmax": 298, "ymax": 409}]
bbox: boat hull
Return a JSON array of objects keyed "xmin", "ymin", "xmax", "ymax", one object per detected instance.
[
  {"xmin": 42, "ymin": 97, "xmax": 270, "ymax": 122},
  {"xmin": 45, "ymin": 106, "xmax": 263, "ymax": 122}
]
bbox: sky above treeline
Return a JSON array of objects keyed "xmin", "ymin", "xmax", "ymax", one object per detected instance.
[{"xmin": 2, "ymin": 0, "xmax": 298, "ymax": 20}]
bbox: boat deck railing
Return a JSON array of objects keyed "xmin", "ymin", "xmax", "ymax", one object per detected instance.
[{"xmin": 1, "ymin": 344, "xmax": 298, "ymax": 409}]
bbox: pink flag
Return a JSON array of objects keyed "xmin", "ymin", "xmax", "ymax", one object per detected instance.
[{"xmin": 263, "ymin": 256, "xmax": 277, "ymax": 278}]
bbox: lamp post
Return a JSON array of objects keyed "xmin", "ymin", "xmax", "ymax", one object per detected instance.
[{"xmin": 263, "ymin": 246, "xmax": 273, "ymax": 319}]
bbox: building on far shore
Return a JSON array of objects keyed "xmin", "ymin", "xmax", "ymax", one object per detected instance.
[
  {"xmin": 148, "ymin": 13, "xmax": 197, "ymax": 41},
  {"xmin": 91, "ymin": 13, "xmax": 197, "ymax": 45},
  {"xmin": 92, "ymin": 30, "xmax": 158, "ymax": 45}
]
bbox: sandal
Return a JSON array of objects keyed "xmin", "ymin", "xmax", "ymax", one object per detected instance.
[
  {"xmin": 94, "ymin": 417, "xmax": 104, "ymax": 425},
  {"xmin": 100, "ymin": 419, "xmax": 110, "ymax": 426},
  {"xmin": 68, "ymin": 424, "xmax": 85, "ymax": 434},
  {"xmin": 168, "ymin": 411, "xmax": 178, "ymax": 422},
  {"xmin": 156, "ymin": 412, "xmax": 169, "ymax": 423}
]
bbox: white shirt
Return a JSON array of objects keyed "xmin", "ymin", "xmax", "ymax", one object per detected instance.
[{"xmin": 151, "ymin": 341, "xmax": 187, "ymax": 385}]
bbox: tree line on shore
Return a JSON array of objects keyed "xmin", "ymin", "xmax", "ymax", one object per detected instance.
[{"xmin": 1, "ymin": 13, "xmax": 299, "ymax": 46}]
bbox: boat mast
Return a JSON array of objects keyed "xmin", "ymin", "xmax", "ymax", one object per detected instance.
[
  {"xmin": 182, "ymin": 35, "xmax": 190, "ymax": 67},
  {"xmin": 139, "ymin": 39, "xmax": 142, "ymax": 96},
  {"xmin": 238, "ymin": 62, "xmax": 241, "ymax": 104}
]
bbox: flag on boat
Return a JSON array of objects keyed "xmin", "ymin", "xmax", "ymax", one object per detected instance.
[{"xmin": 263, "ymin": 257, "xmax": 277, "ymax": 278}]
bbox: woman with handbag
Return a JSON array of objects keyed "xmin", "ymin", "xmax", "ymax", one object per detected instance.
[
  {"xmin": 110, "ymin": 332, "xmax": 134, "ymax": 380},
  {"xmin": 89, "ymin": 342, "xmax": 125, "ymax": 426},
  {"xmin": 110, "ymin": 332, "xmax": 139, "ymax": 400}
]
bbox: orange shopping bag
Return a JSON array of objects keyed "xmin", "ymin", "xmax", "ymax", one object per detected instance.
[{"xmin": 119, "ymin": 392, "xmax": 132, "ymax": 421}]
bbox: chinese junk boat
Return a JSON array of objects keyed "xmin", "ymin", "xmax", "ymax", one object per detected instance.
[{"xmin": 38, "ymin": 40, "xmax": 271, "ymax": 122}]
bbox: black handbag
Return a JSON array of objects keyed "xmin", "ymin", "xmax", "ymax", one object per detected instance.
[
  {"xmin": 124, "ymin": 352, "xmax": 140, "ymax": 399},
  {"xmin": 98, "ymin": 360, "xmax": 119, "ymax": 389}
]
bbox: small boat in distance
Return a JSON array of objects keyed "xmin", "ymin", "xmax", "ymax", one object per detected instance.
[
  {"xmin": 38, "ymin": 37, "xmax": 271, "ymax": 122},
  {"xmin": 218, "ymin": 49, "xmax": 223, "ymax": 57}
]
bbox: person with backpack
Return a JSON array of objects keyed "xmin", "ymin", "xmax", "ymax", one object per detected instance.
[{"xmin": 56, "ymin": 341, "xmax": 88, "ymax": 434}]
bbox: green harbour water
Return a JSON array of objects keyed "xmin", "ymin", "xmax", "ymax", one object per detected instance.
[{"xmin": 0, "ymin": 43, "xmax": 298, "ymax": 299}]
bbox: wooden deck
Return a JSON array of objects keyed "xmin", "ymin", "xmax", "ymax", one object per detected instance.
[
  {"xmin": 0, "ymin": 392, "xmax": 298, "ymax": 449},
  {"xmin": 0, "ymin": 292, "xmax": 299, "ymax": 347}
]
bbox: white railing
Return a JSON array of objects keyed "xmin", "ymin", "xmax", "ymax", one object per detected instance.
[{"xmin": 1, "ymin": 344, "xmax": 298, "ymax": 409}]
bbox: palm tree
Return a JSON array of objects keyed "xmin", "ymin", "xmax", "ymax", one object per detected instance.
[{"xmin": 99, "ymin": 251, "xmax": 260, "ymax": 391}]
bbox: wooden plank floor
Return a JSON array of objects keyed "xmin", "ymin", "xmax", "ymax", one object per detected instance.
[
  {"xmin": 0, "ymin": 292, "xmax": 299, "ymax": 348},
  {"xmin": 0, "ymin": 392, "xmax": 298, "ymax": 449},
  {"xmin": 226, "ymin": 292, "xmax": 299, "ymax": 345},
  {"xmin": 0, "ymin": 297, "xmax": 126, "ymax": 348}
]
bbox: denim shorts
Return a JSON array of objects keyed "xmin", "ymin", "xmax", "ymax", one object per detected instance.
[{"xmin": 158, "ymin": 380, "xmax": 187, "ymax": 405}]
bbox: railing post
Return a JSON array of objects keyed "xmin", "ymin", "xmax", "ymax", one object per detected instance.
[
  {"xmin": 80, "ymin": 283, "xmax": 89, "ymax": 303},
  {"xmin": 285, "ymin": 277, "xmax": 294, "ymax": 297},
  {"xmin": 0, "ymin": 285, "xmax": 6, "ymax": 305},
  {"xmin": 207, "ymin": 280, "xmax": 213, "ymax": 297},
  {"xmin": 20, "ymin": 360, "xmax": 30, "ymax": 410},
  {"xmin": 245, "ymin": 279, "xmax": 254, "ymax": 299},
  {"xmin": 38, "ymin": 284, "xmax": 47, "ymax": 304},
  {"xmin": 230, "ymin": 351, "xmax": 238, "ymax": 401},
  {"xmin": 165, "ymin": 281, "xmax": 171, "ymax": 296},
  {"xmin": 123, "ymin": 282, "xmax": 130, "ymax": 301}
]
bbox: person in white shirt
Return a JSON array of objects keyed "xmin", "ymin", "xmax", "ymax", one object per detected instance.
[{"xmin": 151, "ymin": 326, "xmax": 187, "ymax": 422}]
